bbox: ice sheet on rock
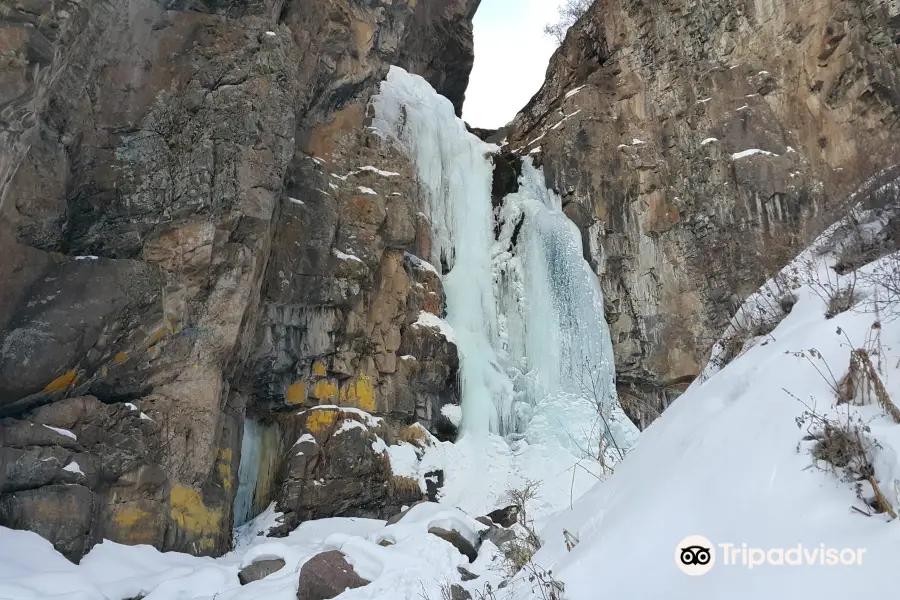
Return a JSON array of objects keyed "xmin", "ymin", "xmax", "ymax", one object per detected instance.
[
  {"xmin": 372, "ymin": 66, "xmax": 516, "ymax": 437},
  {"xmin": 493, "ymin": 159, "xmax": 638, "ymax": 456}
]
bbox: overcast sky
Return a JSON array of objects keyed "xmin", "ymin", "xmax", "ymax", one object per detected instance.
[{"xmin": 462, "ymin": 0, "xmax": 565, "ymax": 129}]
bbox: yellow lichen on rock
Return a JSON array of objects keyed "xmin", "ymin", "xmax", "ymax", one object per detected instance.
[
  {"xmin": 339, "ymin": 373, "xmax": 376, "ymax": 412},
  {"xmin": 305, "ymin": 408, "xmax": 338, "ymax": 434},
  {"xmin": 112, "ymin": 351, "xmax": 129, "ymax": 364},
  {"xmin": 42, "ymin": 369, "xmax": 78, "ymax": 393},
  {"xmin": 216, "ymin": 449, "xmax": 233, "ymax": 491},
  {"xmin": 312, "ymin": 361, "xmax": 327, "ymax": 377},
  {"xmin": 286, "ymin": 381, "xmax": 307, "ymax": 405},
  {"xmin": 114, "ymin": 506, "xmax": 152, "ymax": 528},
  {"xmin": 169, "ymin": 484, "xmax": 222, "ymax": 536},
  {"xmin": 313, "ymin": 379, "xmax": 339, "ymax": 401}
]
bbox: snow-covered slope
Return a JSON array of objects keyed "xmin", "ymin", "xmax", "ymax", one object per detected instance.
[{"xmin": 518, "ymin": 208, "xmax": 900, "ymax": 599}]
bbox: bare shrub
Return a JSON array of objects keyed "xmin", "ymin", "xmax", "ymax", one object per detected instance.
[
  {"xmin": 543, "ymin": 0, "xmax": 592, "ymax": 44},
  {"xmin": 502, "ymin": 480, "xmax": 543, "ymax": 574},
  {"xmin": 790, "ymin": 394, "xmax": 893, "ymax": 515},
  {"xmin": 838, "ymin": 345, "xmax": 900, "ymax": 424},
  {"xmin": 859, "ymin": 252, "xmax": 900, "ymax": 321}
]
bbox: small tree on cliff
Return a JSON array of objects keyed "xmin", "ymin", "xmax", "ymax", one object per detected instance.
[{"xmin": 543, "ymin": 0, "xmax": 592, "ymax": 45}]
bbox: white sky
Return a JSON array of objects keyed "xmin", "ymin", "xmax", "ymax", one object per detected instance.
[{"xmin": 462, "ymin": 0, "xmax": 566, "ymax": 129}]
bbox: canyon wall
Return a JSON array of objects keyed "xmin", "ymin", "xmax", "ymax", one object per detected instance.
[
  {"xmin": 507, "ymin": 0, "xmax": 900, "ymax": 426},
  {"xmin": 0, "ymin": 0, "xmax": 477, "ymax": 560}
]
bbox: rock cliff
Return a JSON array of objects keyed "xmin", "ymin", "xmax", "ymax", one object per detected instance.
[
  {"xmin": 0, "ymin": 0, "xmax": 477, "ymax": 560},
  {"xmin": 506, "ymin": 0, "xmax": 900, "ymax": 426}
]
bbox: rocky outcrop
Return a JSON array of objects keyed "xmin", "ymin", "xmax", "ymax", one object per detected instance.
[
  {"xmin": 0, "ymin": 0, "xmax": 476, "ymax": 559},
  {"xmin": 506, "ymin": 0, "xmax": 900, "ymax": 425}
]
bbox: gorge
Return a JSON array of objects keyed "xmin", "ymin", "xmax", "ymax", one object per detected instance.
[{"xmin": 1, "ymin": 0, "xmax": 900, "ymax": 598}]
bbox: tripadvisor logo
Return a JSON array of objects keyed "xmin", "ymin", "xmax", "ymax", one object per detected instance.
[{"xmin": 675, "ymin": 536, "xmax": 867, "ymax": 575}]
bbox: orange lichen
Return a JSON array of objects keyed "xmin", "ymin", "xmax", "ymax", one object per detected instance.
[
  {"xmin": 286, "ymin": 381, "xmax": 307, "ymax": 405},
  {"xmin": 42, "ymin": 370, "xmax": 78, "ymax": 393}
]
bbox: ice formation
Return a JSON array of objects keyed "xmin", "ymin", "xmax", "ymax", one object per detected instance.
[
  {"xmin": 371, "ymin": 67, "xmax": 515, "ymax": 436},
  {"xmin": 371, "ymin": 66, "xmax": 637, "ymax": 454}
]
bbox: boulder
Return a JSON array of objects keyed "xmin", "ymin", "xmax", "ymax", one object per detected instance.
[
  {"xmin": 297, "ymin": 550, "xmax": 369, "ymax": 600},
  {"xmin": 484, "ymin": 505, "xmax": 519, "ymax": 528},
  {"xmin": 238, "ymin": 558, "xmax": 286, "ymax": 585},
  {"xmin": 449, "ymin": 584, "xmax": 472, "ymax": 600},
  {"xmin": 428, "ymin": 526, "xmax": 479, "ymax": 563}
]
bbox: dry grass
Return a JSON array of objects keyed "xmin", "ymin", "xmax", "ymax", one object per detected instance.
[
  {"xmin": 397, "ymin": 423, "xmax": 433, "ymax": 448},
  {"xmin": 388, "ymin": 475, "xmax": 424, "ymax": 500},
  {"xmin": 838, "ymin": 348, "xmax": 900, "ymax": 423}
]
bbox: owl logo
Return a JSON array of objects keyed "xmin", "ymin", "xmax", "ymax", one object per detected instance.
[{"xmin": 676, "ymin": 536, "xmax": 716, "ymax": 575}]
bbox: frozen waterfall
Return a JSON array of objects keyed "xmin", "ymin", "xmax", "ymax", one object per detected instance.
[
  {"xmin": 371, "ymin": 66, "xmax": 638, "ymax": 455},
  {"xmin": 371, "ymin": 68, "xmax": 515, "ymax": 436}
]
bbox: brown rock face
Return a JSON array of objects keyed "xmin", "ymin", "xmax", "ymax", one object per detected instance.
[
  {"xmin": 0, "ymin": 0, "xmax": 476, "ymax": 559},
  {"xmin": 507, "ymin": 0, "xmax": 900, "ymax": 426}
]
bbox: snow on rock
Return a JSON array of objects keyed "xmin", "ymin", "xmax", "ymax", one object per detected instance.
[
  {"xmin": 550, "ymin": 110, "xmax": 581, "ymax": 130},
  {"xmin": 374, "ymin": 502, "xmax": 488, "ymax": 549},
  {"xmin": 731, "ymin": 148, "xmax": 778, "ymax": 160},
  {"xmin": 0, "ymin": 528, "xmax": 104, "ymax": 600},
  {"xmin": 336, "ymin": 419, "xmax": 367, "ymax": 435},
  {"xmin": 412, "ymin": 311, "xmax": 456, "ymax": 344},
  {"xmin": 441, "ymin": 404, "xmax": 462, "ymax": 427},
  {"xmin": 701, "ymin": 137, "xmax": 718, "ymax": 145},
  {"xmin": 564, "ymin": 85, "xmax": 587, "ymax": 100},
  {"xmin": 358, "ymin": 165, "xmax": 401, "ymax": 177},
  {"xmin": 293, "ymin": 433, "xmax": 317, "ymax": 447},
  {"xmin": 403, "ymin": 252, "xmax": 439, "ymax": 275},
  {"xmin": 306, "ymin": 405, "xmax": 383, "ymax": 428},
  {"xmin": 529, "ymin": 146, "xmax": 542, "ymax": 154},
  {"xmin": 288, "ymin": 197, "xmax": 305, "ymax": 205},
  {"xmin": 0, "ymin": 507, "xmax": 501, "ymax": 600},
  {"xmin": 357, "ymin": 186, "xmax": 378, "ymax": 196},
  {"xmin": 62, "ymin": 462, "xmax": 84, "ymax": 476},
  {"xmin": 333, "ymin": 248, "xmax": 364, "ymax": 263},
  {"xmin": 42, "ymin": 424, "xmax": 76, "ymax": 440}
]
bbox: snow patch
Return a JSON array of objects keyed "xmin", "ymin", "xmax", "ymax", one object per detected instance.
[
  {"xmin": 42, "ymin": 424, "xmax": 76, "ymax": 440},
  {"xmin": 333, "ymin": 248, "xmax": 363, "ymax": 263},
  {"xmin": 440, "ymin": 404, "xmax": 462, "ymax": 427},
  {"xmin": 731, "ymin": 148, "xmax": 779, "ymax": 159},
  {"xmin": 412, "ymin": 311, "xmax": 457, "ymax": 344},
  {"xmin": 564, "ymin": 85, "xmax": 587, "ymax": 100},
  {"xmin": 62, "ymin": 462, "xmax": 84, "ymax": 476}
]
